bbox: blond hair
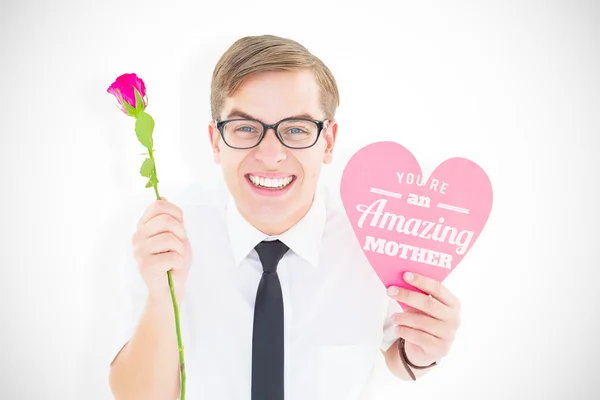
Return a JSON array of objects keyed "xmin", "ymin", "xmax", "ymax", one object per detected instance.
[{"xmin": 210, "ymin": 34, "xmax": 340, "ymax": 121}]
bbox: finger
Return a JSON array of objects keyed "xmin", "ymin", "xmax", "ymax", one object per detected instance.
[
  {"xmin": 145, "ymin": 232, "xmax": 186, "ymax": 256},
  {"xmin": 396, "ymin": 326, "xmax": 441, "ymax": 356},
  {"xmin": 147, "ymin": 251, "xmax": 185, "ymax": 272},
  {"xmin": 140, "ymin": 214, "xmax": 187, "ymax": 241},
  {"xmin": 401, "ymin": 305, "xmax": 425, "ymax": 315},
  {"xmin": 392, "ymin": 312, "xmax": 448, "ymax": 339},
  {"xmin": 404, "ymin": 272, "xmax": 460, "ymax": 309},
  {"xmin": 388, "ymin": 286, "xmax": 449, "ymax": 321},
  {"xmin": 138, "ymin": 198, "xmax": 184, "ymax": 227}
]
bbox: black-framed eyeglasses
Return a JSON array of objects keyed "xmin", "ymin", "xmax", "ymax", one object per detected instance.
[{"xmin": 215, "ymin": 117, "xmax": 327, "ymax": 149}]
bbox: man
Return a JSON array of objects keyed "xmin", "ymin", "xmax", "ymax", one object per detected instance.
[{"xmin": 108, "ymin": 34, "xmax": 462, "ymax": 400}]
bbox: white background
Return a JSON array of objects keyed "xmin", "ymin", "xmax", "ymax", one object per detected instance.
[{"xmin": 2, "ymin": 0, "xmax": 599, "ymax": 399}]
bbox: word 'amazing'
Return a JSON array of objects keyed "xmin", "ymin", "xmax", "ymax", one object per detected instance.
[{"xmin": 356, "ymin": 198, "xmax": 474, "ymax": 269}]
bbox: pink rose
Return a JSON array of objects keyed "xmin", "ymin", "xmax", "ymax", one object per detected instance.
[{"xmin": 107, "ymin": 73, "xmax": 147, "ymax": 115}]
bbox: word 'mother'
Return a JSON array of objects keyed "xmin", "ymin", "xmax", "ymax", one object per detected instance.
[{"xmin": 364, "ymin": 236, "xmax": 452, "ymax": 269}]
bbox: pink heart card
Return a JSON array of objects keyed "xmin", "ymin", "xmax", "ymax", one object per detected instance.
[{"xmin": 340, "ymin": 141, "xmax": 493, "ymax": 308}]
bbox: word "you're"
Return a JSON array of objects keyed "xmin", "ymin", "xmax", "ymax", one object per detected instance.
[{"xmin": 397, "ymin": 172, "xmax": 449, "ymax": 194}]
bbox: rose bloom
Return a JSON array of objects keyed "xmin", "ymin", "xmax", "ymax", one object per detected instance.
[{"xmin": 107, "ymin": 73, "xmax": 147, "ymax": 115}]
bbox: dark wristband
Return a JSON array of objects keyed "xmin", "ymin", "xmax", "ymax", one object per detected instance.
[{"xmin": 398, "ymin": 337, "xmax": 437, "ymax": 381}]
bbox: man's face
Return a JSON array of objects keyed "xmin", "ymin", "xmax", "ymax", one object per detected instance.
[{"xmin": 208, "ymin": 69, "xmax": 337, "ymax": 234}]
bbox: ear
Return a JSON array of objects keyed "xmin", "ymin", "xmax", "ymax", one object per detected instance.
[
  {"xmin": 322, "ymin": 119, "xmax": 338, "ymax": 165},
  {"xmin": 208, "ymin": 121, "xmax": 221, "ymax": 164}
]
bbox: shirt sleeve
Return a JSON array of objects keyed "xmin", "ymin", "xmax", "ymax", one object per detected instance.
[
  {"xmin": 380, "ymin": 298, "xmax": 403, "ymax": 352},
  {"xmin": 107, "ymin": 244, "xmax": 193, "ymax": 368},
  {"xmin": 107, "ymin": 191, "xmax": 193, "ymax": 369},
  {"xmin": 108, "ymin": 244, "xmax": 148, "ymax": 367}
]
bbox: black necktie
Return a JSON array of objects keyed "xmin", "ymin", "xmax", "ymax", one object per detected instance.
[{"xmin": 252, "ymin": 239, "xmax": 289, "ymax": 400}]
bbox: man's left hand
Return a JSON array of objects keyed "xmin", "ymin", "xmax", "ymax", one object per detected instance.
[{"xmin": 387, "ymin": 272, "xmax": 461, "ymax": 367}]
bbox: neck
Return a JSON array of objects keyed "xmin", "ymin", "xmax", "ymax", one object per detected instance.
[{"xmin": 242, "ymin": 197, "xmax": 314, "ymax": 236}]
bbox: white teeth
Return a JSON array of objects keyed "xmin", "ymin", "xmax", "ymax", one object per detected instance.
[{"xmin": 249, "ymin": 175, "xmax": 293, "ymax": 189}]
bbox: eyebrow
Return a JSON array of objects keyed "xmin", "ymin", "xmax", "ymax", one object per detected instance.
[{"xmin": 225, "ymin": 108, "xmax": 318, "ymax": 121}]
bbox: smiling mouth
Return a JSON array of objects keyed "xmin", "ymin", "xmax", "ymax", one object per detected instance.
[{"xmin": 246, "ymin": 174, "xmax": 296, "ymax": 190}]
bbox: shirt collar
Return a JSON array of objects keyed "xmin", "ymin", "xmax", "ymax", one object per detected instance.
[{"xmin": 226, "ymin": 189, "xmax": 326, "ymax": 268}]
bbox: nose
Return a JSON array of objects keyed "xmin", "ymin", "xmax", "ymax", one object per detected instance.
[{"xmin": 253, "ymin": 128, "xmax": 287, "ymax": 166}]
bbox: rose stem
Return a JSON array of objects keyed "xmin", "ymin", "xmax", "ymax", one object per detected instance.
[{"xmin": 148, "ymin": 149, "xmax": 186, "ymax": 400}]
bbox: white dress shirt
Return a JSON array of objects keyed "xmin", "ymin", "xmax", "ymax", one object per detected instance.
[{"xmin": 111, "ymin": 180, "xmax": 402, "ymax": 400}]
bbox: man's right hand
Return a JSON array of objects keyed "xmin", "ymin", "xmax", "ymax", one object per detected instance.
[
  {"xmin": 110, "ymin": 196, "xmax": 190, "ymax": 400},
  {"xmin": 132, "ymin": 197, "xmax": 192, "ymax": 303}
]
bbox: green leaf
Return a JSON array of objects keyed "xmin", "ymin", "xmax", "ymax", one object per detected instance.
[
  {"xmin": 140, "ymin": 157, "xmax": 154, "ymax": 178},
  {"xmin": 150, "ymin": 171, "xmax": 159, "ymax": 186},
  {"xmin": 145, "ymin": 168, "xmax": 159, "ymax": 188},
  {"xmin": 120, "ymin": 92, "xmax": 137, "ymax": 117},
  {"xmin": 135, "ymin": 111, "xmax": 154, "ymax": 149},
  {"xmin": 134, "ymin": 88, "xmax": 145, "ymax": 112}
]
